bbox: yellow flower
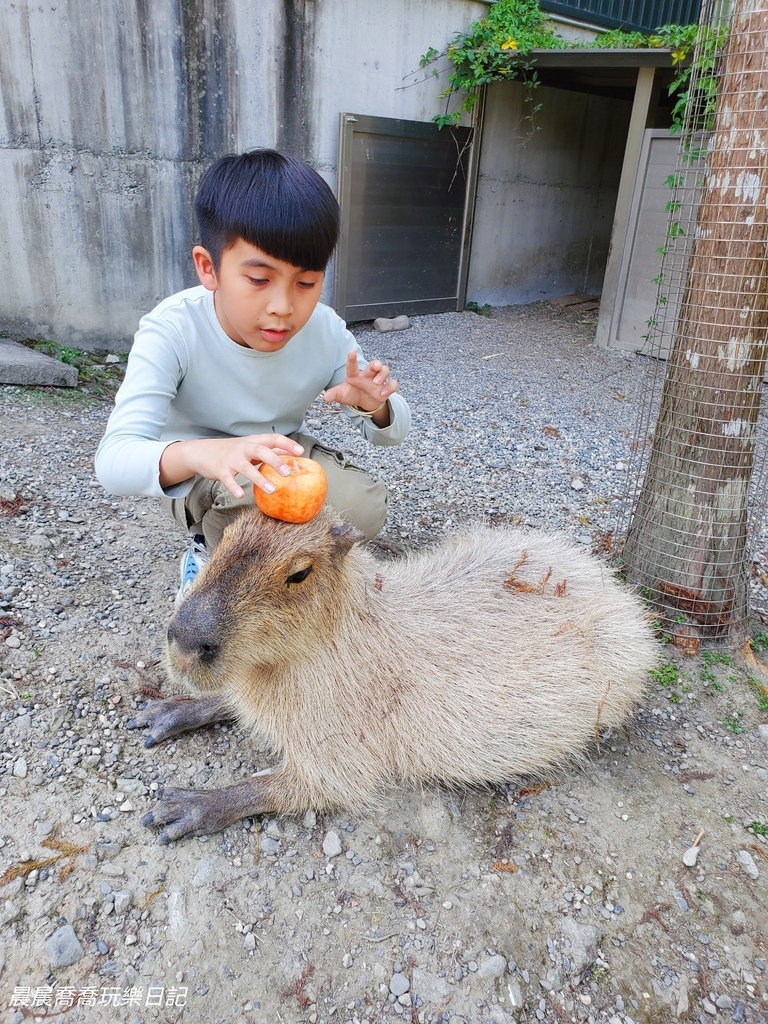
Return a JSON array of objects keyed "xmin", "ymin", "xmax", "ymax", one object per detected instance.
[
  {"xmin": 671, "ymin": 48, "xmax": 688, "ymax": 64},
  {"xmin": 501, "ymin": 36, "xmax": 518, "ymax": 50}
]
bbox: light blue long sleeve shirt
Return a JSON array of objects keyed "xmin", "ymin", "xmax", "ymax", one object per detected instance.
[{"xmin": 95, "ymin": 286, "xmax": 411, "ymax": 498}]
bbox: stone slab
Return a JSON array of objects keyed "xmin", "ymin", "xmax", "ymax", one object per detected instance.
[{"xmin": 0, "ymin": 338, "xmax": 78, "ymax": 387}]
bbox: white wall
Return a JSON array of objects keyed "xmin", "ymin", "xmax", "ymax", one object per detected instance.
[{"xmin": 0, "ymin": 0, "xmax": 486, "ymax": 349}]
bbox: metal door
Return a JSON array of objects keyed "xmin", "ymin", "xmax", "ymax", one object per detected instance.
[
  {"xmin": 605, "ymin": 128, "xmax": 702, "ymax": 356},
  {"xmin": 334, "ymin": 113, "xmax": 476, "ymax": 323}
]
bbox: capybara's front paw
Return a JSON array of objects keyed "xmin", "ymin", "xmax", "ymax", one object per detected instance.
[
  {"xmin": 127, "ymin": 694, "xmax": 230, "ymax": 747},
  {"xmin": 141, "ymin": 788, "xmax": 239, "ymax": 844},
  {"xmin": 141, "ymin": 778, "xmax": 272, "ymax": 842}
]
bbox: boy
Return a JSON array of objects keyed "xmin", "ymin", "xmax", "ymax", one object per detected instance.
[{"xmin": 95, "ymin": 149, "xmax": 411, "ymax": 601}]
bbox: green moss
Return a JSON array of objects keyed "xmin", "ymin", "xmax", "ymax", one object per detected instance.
[{"xmin": 17, "ymin": 338, "xmax": 126, "ymax": 403}]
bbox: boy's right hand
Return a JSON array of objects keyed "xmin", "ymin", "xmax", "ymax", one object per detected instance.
[{"xmin": 159, "ymin": 434, "xmax": 305, "ymax": 498}]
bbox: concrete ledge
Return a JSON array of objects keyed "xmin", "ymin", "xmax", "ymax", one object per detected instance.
[{"xmin": 0, "ymin": 338, "xmax": 78, "ymax": 387}]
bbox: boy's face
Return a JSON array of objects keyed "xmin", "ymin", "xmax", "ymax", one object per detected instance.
[{"xmin": 192, "ymin": 239, "xmax": 324, "ymax": 352}]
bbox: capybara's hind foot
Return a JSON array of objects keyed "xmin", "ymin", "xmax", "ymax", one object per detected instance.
[
  {"xmin": 142, "ymin": 779, "xmax": 272, "ymax": 843},
  {"xmin": 127, "ymin": 694, "xmax": 231, "ymax": 748}
]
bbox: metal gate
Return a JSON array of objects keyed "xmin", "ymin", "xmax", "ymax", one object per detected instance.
[{"xmin": 333, "ymin": 113, "xmax": 476, "ymax": 323}]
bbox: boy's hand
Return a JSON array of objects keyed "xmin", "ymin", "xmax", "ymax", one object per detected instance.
[
  {"xmin": 160, "ymin": 434, "xmax": 305, "ymax": 499},
  {"xmin": 324, "ymin": 351, "xmax": 399, "ymax": 422}
]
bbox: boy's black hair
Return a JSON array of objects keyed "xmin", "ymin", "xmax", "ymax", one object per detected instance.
[{"xmin": 194, "ymin": 149, "xmax": 340, "ymax": 272}]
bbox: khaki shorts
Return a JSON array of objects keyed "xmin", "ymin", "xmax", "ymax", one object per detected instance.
[{"xmin": 160, "ymin": 433, "xmax": 387, "ymax": 549}]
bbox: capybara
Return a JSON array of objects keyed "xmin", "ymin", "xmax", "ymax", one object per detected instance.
[{"xmin": 132, "ymin": 507, "xmax": 658, "ymax": 842}]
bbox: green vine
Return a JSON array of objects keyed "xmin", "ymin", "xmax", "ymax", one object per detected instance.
[
  {"xmin": 640, "ymin": 17, "xmax": 728, "ymax": 355},
  {"xmin": 420, "ymin": 0, "xmax": 727, "ymax": 136},
  {"xmin": 419, "ymin": 0, "xmax": 565, "ymax": 127}
]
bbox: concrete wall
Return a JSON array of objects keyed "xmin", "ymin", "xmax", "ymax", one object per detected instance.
[
  {"xmin": 0, "ymin": 0, "xmax": 486, "ymax": 350},
  {"xmin": 467, "ymin": 79, "xmax": 632, "ymax": 306}
]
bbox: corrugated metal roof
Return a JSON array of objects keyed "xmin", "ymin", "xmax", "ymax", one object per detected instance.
[{"xmin": 541, "ymin": 0, "xmax": 702, "ymax": 34}]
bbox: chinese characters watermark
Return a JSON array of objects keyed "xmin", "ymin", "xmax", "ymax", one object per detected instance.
[{"xmin": 9, "ymin": 985, "xmax": 188, "ymax": 1009}]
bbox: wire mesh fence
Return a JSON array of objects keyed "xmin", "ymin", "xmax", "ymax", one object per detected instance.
[{"xmin": 617, "ymin": 0, "xmax": 768, "ymax": 649}]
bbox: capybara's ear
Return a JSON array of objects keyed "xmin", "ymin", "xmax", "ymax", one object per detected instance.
[{"xmin": 330, "ymin": 523, "xmax": 366, "ymax": 555}]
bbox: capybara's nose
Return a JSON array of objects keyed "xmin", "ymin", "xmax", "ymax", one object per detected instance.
[{"xmin": 167, "ymin": 594, "xmax": 222, "ymax": 664}]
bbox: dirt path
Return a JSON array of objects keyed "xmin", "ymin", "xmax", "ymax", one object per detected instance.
[{"xmin": 0, "ymin": 308, "xmax": 767, "ymax": 1024}]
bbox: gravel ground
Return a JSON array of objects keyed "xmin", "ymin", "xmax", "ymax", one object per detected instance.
[{"xmin": 1, "ymin": 302, "xmax": 767, "ymax": 1024}]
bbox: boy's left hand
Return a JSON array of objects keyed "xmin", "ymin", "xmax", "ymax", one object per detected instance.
[{"xmin": 324, "ymin": 351, "xmax": 399, "ymax": 417}]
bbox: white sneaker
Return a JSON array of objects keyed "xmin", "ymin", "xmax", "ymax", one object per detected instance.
[{"xmin": 176, "ymin": 534, "xmax": 208, "ymax": 606}]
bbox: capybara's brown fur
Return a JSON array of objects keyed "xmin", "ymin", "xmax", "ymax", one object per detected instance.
[{"xmin": 138, "ymin": 507, "xmax": 659, "ymax": 841}]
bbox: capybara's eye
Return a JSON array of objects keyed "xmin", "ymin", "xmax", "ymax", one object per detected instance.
[{"xmin": 285, "ymin": 565, "xmax": 313, "ymax": 586}]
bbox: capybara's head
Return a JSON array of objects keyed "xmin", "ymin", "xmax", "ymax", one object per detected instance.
[{"xmin": 166, "ymin": 506, "xmax": 364, "ymax": 692}]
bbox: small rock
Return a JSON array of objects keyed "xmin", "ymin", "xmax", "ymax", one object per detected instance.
[
  {"xmin": 265, "ymin": 819, "xmax": 283, "ymax": 840},
  {"xmin": 116, "ymin": 777, "xmax": 149, "ymax": 798},
  {"xmin": 507, "ymin": 978, "xmax": 524, "ymax": 1009},
  {"xmin": 259, "ymin": 836, "xmax": 279, "ymax": 856},
  {"xmin": 560, "ymin": 918, "xmax": 601, "ymax": 974},
  {"xmin": 757, "ymin": 723, "xmax": 768, "ymax": 745},
  {"xmin": 736, "ymin": 850, "xmax": 759, "ymax": 879},
  {"xmin": 5, "ymin": 636, "xmax": 21, "ymax": 649},
  {"xmin": 99, "ymin": 861, "xmax": 125, "ymax": 876},
  {"xmin": 673, "ymin": 890, "xmax": 689, "ymax": 912},
  {"xmin": 104, "ymin": 353, "xmax": 121, "ymax": 364},
  {"xmin": 702, "ymin": 997, "xmax": 717, "ymax": 1015},
  {"xmin": 322, "ymin": 831, "xmax": 343, "ymax": 858},
  {"xmin": 0, "ymin": 901, "xmax": 21, "ymax": 927},
  {"xmin": 570, "ymin": 477, "xmax": 585, "ymax": 491},
  {"xmin": 46, "ymin": 924, "xmax": 85, "ymax": 968},
  {"xmin": 715, "ymin": 995, "xmax": 733, "ymax": 1010},
  {"xmin": 28, "ymin": 534, "xmax": 52, "ymax": 550},
  {"xmin": 389, "ymin": 972, "xmax": 410, "ymax": 996},
  {"xmin": 12, "ymin": 758, "xmax": 27, "ymax": 779},
  {"xmin": 478, "ymin": 954, "xmax": 507, "ymax": 979},
  {"xmin": 682, "ymin": 845, "xmax": 700, "ymax": 867},
  {"xmin": 343, "ymin": 868, "xmax": 383, "ymax": 897},
  {"xmin": 676, "ymin": 982, "xmax": 689, "ymax": 1017},
  {"xmin": 374, "ymin": 315, "xmax": 411, "ymax": 333},
  {"xmin": 244, "ymin": 932, "xmax": 256, "ymax": 951},
  {"xmin": 113, "ymin": 891, "xmax": 132, "ymax": 915}
]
